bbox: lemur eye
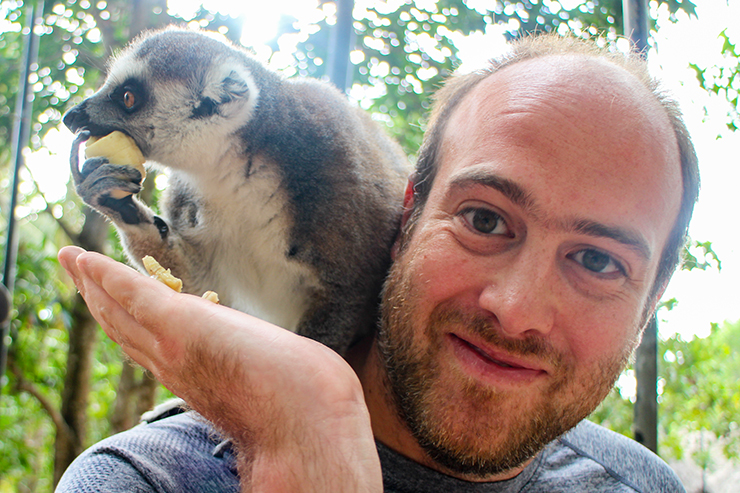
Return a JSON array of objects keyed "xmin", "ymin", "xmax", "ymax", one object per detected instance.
[{"xmin": 123, "ymin": 90, "xmax": 136, "ymax": 109}]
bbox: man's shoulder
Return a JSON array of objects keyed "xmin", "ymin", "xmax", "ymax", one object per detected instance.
[
  {"xmin": 56, "ymin": 405, "xmax": 239, "ymax": 493},
  {"xmin": 537, "ymin": 419, "xmax": 685, "ymax": 493}
]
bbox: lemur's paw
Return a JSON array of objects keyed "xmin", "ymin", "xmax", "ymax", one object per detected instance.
[
  {"xmin": 71, "ymin": 130, "xmax": 145, "ymax": 195},
  {"xmin": 98, "ymin": 193, "xmax": 143, "ymax": 225},
  {"xmin": 76, "ymin": 160, "xmax": 143, "ymax": 203},
  {"xmin": 76, "ymin": 163, "xmax": 143, "ymax": 225},
  {"xmin": 70, "ymin": 131, "xmax": 146, "ymax": 224}
]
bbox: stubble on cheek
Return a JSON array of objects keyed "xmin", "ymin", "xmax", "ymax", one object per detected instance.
[{"xmin": 376, "ymin": 253, "xmax": 634, "ymax": 478}]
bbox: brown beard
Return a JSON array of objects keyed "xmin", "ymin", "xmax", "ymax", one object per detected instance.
[{"xmin": 377, "ymin": 248, "xmax": 630, "ymax": 479}]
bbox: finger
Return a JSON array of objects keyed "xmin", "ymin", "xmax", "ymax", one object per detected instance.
[
  {"xmin": 73, "ymin": 251, "xmax": 248, "ymax": 346},
  {"xmin": 58, "ymin": 245, "xmax": 88, "ymax": 290},
  {"xmin": 72, "ymin": 251, "xmax": 221, "ymax": 369},
  {"xmin": 74, "ymin": 251, "xmax": 181, "ymax": 331},
  {"xmin": 75, "ymin": 265, "xmax": 150, "ymax": 349},
  {"xmin": 58, "ymin": 245, "xmax": 86, "ymax": 268},
  {"xmin": 72, "ymin": 252, "xmax": 313, "ymax": 389},
  {"xmin": 60, "ymin": 247, "xmax": 160, "ymax": 376}
]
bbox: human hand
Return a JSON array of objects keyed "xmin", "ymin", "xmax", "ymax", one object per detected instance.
[{"xmin": 58, "ymin": 246, "xmax": 382, "ymax": 492}]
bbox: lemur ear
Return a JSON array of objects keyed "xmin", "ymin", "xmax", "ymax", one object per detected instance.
[
  {"xmin": 195, "ymin": 64, "xmax": 253, "ymax": 119},
  {"xmin": 221, "ymin": 70, "xmax": 249, "ymax": 101},
  {"xmin": 202, "ymin": 64, "xmax": 251, "ymax": 105}
]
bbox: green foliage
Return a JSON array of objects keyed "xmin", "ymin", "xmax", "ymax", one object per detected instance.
[
  {"xmin": 659, "ymin": 321, "xmax": 740, "ymax": 465},
  {"xmin": 1, "ymin": 1, "xmax": 175, "ymax": 490},
  {"xmin": 0, "ymin": 215, "xmax": 73, "ymax": 492},
  {"xmin": 682, "ymin": 239, "xmax": 722, "ymax": 272},
  {"xmin": 690, "ymin": 28, "xmax": 740, "ymax": 132},
  {"xmin": 590, "ymin": 322, "xmax": 740, "ymax": 470},
  {"xmin": 590, "ymin": 384, "xmax": 635, "ymax": 437},
  {"xmin": 282, "ymin": 0, "xmax": 629, "ymax": 156}
]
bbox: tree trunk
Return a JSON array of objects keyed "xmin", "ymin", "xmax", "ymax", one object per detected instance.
[
  {"xmin": 53, "ymin": 209, "xmax": 108, "ymax": 486},
  {"xmin": 110, "ymin": 363, "xmax": 158, "ymax": 434},
  {"xmin": 53, "ymin": 292, "xmax": 99, "ymax": 485},
  {"xmin": 633, "ymin": 316, "xmax": 658, "ymax": 453},
  {"xmin": 136, "ymin": 369, "xmax": 159, "ymax": 417}
]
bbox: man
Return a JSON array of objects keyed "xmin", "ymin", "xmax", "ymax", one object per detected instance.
[{"xmin": 57, "ymin": 34, "xmax": 697, "ymax": 492}]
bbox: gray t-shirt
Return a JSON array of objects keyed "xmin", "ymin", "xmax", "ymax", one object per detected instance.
[
  {"xmin": 378, "ymin": 420, "xmax": 685, "ymax": 492},
  {"xmin": 56, "ymin": 405, "xmax": 684, "ymax": 492}
]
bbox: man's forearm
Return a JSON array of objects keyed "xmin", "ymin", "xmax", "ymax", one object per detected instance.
[
  {"xmin": 59, "ymin": 246, "xmax": 383, "ymax": 493},
  {"xmin": 240, "ymin": 406, "xmax": 382, "ymax": 493}
]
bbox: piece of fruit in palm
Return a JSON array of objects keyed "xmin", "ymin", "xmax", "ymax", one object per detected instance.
[
  {"xmin": 142, "ymin": 255, "xmax": 183, "ymax": 292},
  {"xmin": 142, "ymin": 255, "xmax": 219, "ymax": 303}
]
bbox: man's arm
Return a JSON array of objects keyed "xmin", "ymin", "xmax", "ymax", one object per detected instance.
[{"xmin": 58, "ymin": 246, "xmax": 383, "ymax": 493}]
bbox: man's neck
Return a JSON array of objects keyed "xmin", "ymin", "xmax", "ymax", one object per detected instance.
[{"xmin": 350, "ymin": 338, "xmax": 530, "ymax": 483}]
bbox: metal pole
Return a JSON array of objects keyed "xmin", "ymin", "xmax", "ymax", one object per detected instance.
[
  {"xmin": 1, "ymin": 0, "xmax": 43, "ymax": 395},
  {"xmin": 623, "ymin": 0, "xmax": 657, "ymax": 453},
  {"xmin": 326, "ymin": 0, "xmax": 354, "ymax": 92},
  {"xmin": 623, "ymin": 0, "xmax": 649, "ymax": 53},
  {"xmin": 633, "ymin": 316, "xmax": 659, "ymax": 452}
]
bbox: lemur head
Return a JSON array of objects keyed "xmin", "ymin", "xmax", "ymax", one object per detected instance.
[{"xmin": 63, "ymin": 27, "xmax": 268, "ymax": 168}]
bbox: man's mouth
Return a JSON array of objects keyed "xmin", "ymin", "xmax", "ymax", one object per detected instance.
[
  {"xmin": 448, "ymin": 333, "xmax": 547, "ymax": 384},
  {"xmin": 465, "ymin": 339, "xmax": 519, "ymax": 367}
]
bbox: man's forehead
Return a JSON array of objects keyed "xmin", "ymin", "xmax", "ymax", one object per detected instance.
[
  {"xmin": 453, "ymin": 55, "xmax": 658, "ymax": 127},
  {"xmin": 441, "ymin": 54, "xmax": 681, "ymax": 186}
]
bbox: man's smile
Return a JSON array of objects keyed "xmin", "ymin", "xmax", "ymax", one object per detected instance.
[{"xmin": 447, "ymin": 333, "xmax": 549, "ymax": 386}]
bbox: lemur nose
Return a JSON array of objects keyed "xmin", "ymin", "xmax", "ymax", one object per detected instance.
[{"xmin": 63, "ymin": 104, "xmax": 89, "ymax": 132}]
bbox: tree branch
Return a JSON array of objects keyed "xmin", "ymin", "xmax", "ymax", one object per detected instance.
[
  {"xmin": 8, "ymin": 357, "xmax": 75, "ymax": 443},
  {"xmin": 24, "ymin": 165, "xmax": 82, "ymax": 245}
]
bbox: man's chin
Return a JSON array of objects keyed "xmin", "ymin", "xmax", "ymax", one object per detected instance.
[
  {"xmin": 418, "ymin": 434, "xmax": 537, "ymax": 480},
  {"xmin": 406, "ymin": 385, "xmax": 583, "ymax": 481}
]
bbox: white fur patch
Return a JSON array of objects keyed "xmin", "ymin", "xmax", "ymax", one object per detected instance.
[
  {"xmin": 176, "ymin": 153, "xmax": 320, "ymax": 332},
  {"xmin": 142, "ymin": 60, "xmax": 259, "ymax": 175}
]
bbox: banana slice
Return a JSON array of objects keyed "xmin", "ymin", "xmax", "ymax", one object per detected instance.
[
  {"xmin": 85, "ymin": 131, "xmax": 146, "ymax": 179},
  {"xmin": 201, "ymin": 291, "xmax": 220, "ymax": 303},
  {"xmin": 142, "ymin": 255, "xmax": 182, "ymax": 292},
  {"xmin": 141, "ymin": 255, "xmax": 219, "ymax": 303}
]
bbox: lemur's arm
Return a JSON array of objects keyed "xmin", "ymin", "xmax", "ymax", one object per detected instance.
[{"xmin": 70, "ymin": 132, "xmax": 196, "ymax": 290}]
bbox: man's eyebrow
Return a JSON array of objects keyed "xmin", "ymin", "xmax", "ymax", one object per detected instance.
[
  {"xmin": 570, "ymin": 219, "xmax": 652, "ymax": 260},
  {"xmin": 448, "ymin": 169, "xmax": 536, "ymax": 212},
  {"xmin": 447, "ymin": 168, "xmax": 652, "ymax": 260}
]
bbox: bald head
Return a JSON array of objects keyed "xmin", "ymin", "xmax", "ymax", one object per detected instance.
[{"xmin": 455, "ymin": 54, "xmax": 677, "ymax": 156}]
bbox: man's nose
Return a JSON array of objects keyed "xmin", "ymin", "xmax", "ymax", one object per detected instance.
[{"xmin": 477, "ymin": 250, "xmax": 559, "ymax": 338}]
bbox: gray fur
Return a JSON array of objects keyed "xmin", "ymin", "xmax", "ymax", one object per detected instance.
[{"xmin": 63, "ymin": 27, "xmax": 409, "ymax": 354}]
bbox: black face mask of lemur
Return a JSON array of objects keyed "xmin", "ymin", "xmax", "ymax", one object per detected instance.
[{"xmin": 63, "ymin": 27, "xmax": 409, "ymax": 355}]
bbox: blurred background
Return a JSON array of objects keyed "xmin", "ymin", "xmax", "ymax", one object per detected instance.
[{"xmin": 0, "ymin": 0, "xmax": 737, "ymax": 491}]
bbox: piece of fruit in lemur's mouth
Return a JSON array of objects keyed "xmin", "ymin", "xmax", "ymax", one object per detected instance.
[
  {"xmin": 85, "ymin": 131, "xmax": 146, "ymax": 199},
  {"xmin": 142, "ymin": 255, "xmax": 220, "ymax": 304}
]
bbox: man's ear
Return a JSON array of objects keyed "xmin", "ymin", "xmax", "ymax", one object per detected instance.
[
  {"xmin": 401, "ymin": 178, "xmax": 415, "ymax": 229},
  {"xmin": 391, "ymin": 178, "xmax": 416, "ymax": 260}
]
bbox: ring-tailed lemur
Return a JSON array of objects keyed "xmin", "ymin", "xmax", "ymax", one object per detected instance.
[{"xmin": 63, "ymin": 27, "xmax": 409, "ymax": 355}]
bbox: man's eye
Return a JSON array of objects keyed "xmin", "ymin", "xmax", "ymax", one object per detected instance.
[
  {"xmin": 461, "ymin": 208, "xmax": 509, "ymax": 235},
  {"xmin": 570, "ymin": 249, "xmax": 624, "ymax": 275}
]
